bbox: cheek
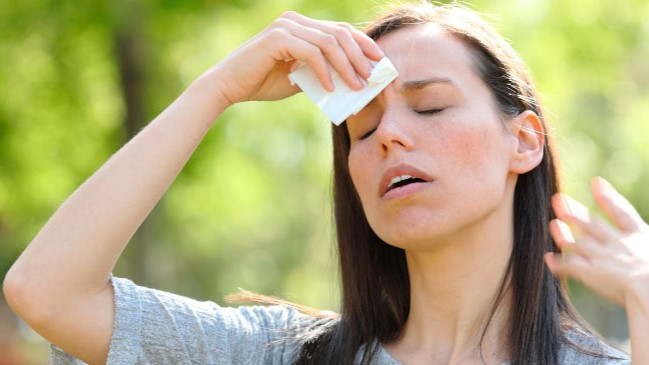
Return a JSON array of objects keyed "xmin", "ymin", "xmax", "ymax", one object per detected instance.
[
  {"xmin": 441, "ymin": 118, "xmax": 510, "ymax": 172},
  {"xmin": 458, "ymin": 130, "xmax": 494, "ymax": 166},
  {"xmin": 348, "ymin": 147, "xmax": 371, "ymax": 197},
  {"xmin": 430, "ymin": 128, "xmax": 513, "ymax": 209},
  {"xmin": 348, "ymin": 144, "xmax": 385, "ymax": 222},
  {"xmin": 427, "ymin": 122, "xmax": 514, "ymax": 230}
]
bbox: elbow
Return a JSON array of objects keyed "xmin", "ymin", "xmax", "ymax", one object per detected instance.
[
  {"xmin": 3, "ymin": 265, "xmax": 54, "ymax": 330},
  {"xmin": 3, "ymin": 265, "xmax": 23, "ymax": 312}
]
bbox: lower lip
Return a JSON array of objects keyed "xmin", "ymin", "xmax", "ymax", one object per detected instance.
[{"xmin": 382, "ymin": 181, "xmax": 433, "ymax": 200}]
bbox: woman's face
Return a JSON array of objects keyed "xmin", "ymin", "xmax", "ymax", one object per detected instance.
[{"xmin": 347, "ymin": 25, "xmax": 521, "ymax": 250}]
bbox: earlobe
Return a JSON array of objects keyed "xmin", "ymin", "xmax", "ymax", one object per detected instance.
[{"xmin": 509, "ymin": 110, "xmax": 545, "ymax": 174}]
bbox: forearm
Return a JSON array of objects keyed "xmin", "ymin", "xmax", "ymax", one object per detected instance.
[
  {"xmin": 2, "ymin": 13, "xmax": 382, "ymax": 363},
  {"xmin": 4, "ymin": 70, "xmax": 229, "ymax": 316}
]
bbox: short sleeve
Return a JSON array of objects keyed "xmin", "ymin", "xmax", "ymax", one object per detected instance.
[
  {"xmin": 51, "ymin": 277, "xmax": 314, "ymax": 365},
  {"xmin": 560, "ymin": 328, "xmax": 630, "ymax": 365}
]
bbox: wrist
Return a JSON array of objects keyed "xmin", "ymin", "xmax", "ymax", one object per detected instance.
[
  {"xmin": 186, "ymin": 67, "xmax": 234, "ymax": 116},
  {"xmin": 625, "ymin": 273, "xmax": 649, "ymax": 314}
]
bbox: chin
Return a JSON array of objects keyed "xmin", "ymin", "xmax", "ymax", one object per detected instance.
[
  {"xmin": 372, "ymin": 217, "xmax": 451, "ymax": 251},
  {"xmin": 369, "ymin": 206, "xmax": 496, "ymax": 252},
  {"xmin": 381, "ymin": 234, "xmax": 444, "ymax": 252}
]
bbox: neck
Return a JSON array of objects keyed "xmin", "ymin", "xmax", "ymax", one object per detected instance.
[
  {"xmin": 402, "ymin": 244, "xmax": 512, "ymax": 363},
  {"xmin": 386, "ymin": 188, "xmax": 515, "ymax": 364}
]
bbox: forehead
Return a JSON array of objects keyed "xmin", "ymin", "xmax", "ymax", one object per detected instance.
[{"xmin": 376, "ymin": 24, "xmax": 481, "ymax": 89}]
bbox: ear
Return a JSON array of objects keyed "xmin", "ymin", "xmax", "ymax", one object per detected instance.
[{"xmin": 508, "ymin": 110, "xmax": 545, "ymax": 174}]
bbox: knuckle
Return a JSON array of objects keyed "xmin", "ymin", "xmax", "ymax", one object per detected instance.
[
  {"xmin": 306, "ymin": 46, "xmax": 323, "ymax": 59},
  {"xmin": 280, "ymin": 10, "xmax": 299, "ymax": 20},
  {"xmin": 321, "ymin": 33, "xmax": 338, "ymax": 47},
  {"xmin": 266, "ymin": 27, "xmax": 288, "ymax": 42},
  {"xmin": 270, "ymin": 17, "xmax": 293, "ymax": 29},
  {"xmin": 336, "ymin": 22, "xmax": 355, "ymax": 31},
  {"xmin": 299, "ymin": 43, "xmax": 321, "ymax": 61},
  {"xmin": 330, "ymin": 26, "xmax": 350, "ymax": 40}
]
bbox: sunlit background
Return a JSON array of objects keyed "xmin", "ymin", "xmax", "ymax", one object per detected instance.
[{"xmin": 1, "ymin": 0, "xmax": 648, "ymax": 363}]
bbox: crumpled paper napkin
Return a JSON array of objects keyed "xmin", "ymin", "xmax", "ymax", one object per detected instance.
[{"xmin": 288, "ymin": 57, "xmax": 399, "ymax": 125}]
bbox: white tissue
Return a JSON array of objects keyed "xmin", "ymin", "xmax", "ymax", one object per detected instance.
[{"xmin": 288, "ymin": 57, "xmax": 399, "ymax": 125}]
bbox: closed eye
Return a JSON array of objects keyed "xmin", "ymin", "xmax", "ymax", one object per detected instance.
[
  {"xmin": 355, "ymin": 108, "xmax": 444, "ymax": 140},
  {"xmin": 416, "ymin": 108, "xmax": 444, "ymax": 115},
  {"xmin": 357, "ymin": 127, "xmax": 377, "ymax": 141}
]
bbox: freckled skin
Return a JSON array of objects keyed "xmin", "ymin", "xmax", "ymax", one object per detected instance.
[{"xmin": 347, "ymin": 25, "xmax": 519, "ymax": 251}]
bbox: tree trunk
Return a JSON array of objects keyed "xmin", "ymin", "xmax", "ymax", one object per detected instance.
[{"xmin": 114, "ymin": 1, "xmax": 156, "ymax": 285}]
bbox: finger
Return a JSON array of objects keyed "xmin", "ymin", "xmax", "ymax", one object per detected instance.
[
  {"xmin": 266, "ymin": 28, "xmax": 334, "ymax": 91},
  {"xmin": 550, "ymin": 219, "xmax": 577, "ymax": 253},
  {"xmin": 319, "ymin": 21, "xmax": 374, "ymax": 78},
  {"xmin": 591, "ymin": 177, "xmax": 646, "ymax": 233},
  {"xmin": 544, "ymin": 252, "xmax": 590, "ymax": 282},
  {"xmin": 281, "ymin": 12, "xmax": 378, "ymax": 80},
  {"xmin": 550, "ymin": 219, "xmax": 609, "ymax": 259},
  {"xmin": 552, "ymin": 193, "xmax": 619, "ymax": 242},
  {"xmin": 334, "ymin": 22, "xmax": 385, "ymax": 61},
  {"xmin": 278, "ymin": 18, "xmax": 365, "ymax": 89}
]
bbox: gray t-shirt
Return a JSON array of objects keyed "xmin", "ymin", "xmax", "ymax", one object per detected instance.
[{"xmin": 51, "ymin": 277, "xmax": 630, "ymax": 364}]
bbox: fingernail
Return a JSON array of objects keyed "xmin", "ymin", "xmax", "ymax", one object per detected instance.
[
  {"xmin": 564, "ymin": 195, "xmax": 590, "ymax": 221},
  {"xmin": 356, "ymin": 74, "xmax": 367, "ymax": 88},
  {"xmin": 365, "ymin": 61, "xmax": 374, "ymax": 76},
  {"xmin": 556, "ymin": 219, "xmax": 575, "ymax": 242},
  {"xmin": 563, "ymin": 195, "xmax": 577, "ymax": 212},
  {"xmin": 597, "ymin": 177, "xmax": 615, "ymax": 195},
  {"xmin": 327, "ymin": 79, "xmax": 336, "ymax": 92}
]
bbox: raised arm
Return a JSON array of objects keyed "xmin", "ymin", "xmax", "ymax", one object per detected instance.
[
  {"xmin": 545, "ymin": 177, "xmax": 649, "ymax": 364},
  {"xmin": 2, "ymin": 11, "xmax": 383, "ymax": 365}
]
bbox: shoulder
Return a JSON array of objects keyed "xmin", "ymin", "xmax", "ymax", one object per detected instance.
[
  {"xmin": 111, "ymin": 275, "xmax": 315, "ymax": 329},
  {"xmin": 109, "ymin": 276, "xmax": 317, "ymax": 339},
  {"xmin": 52, "ymin": 277, "xmax": 318, "ymax": 365},
  {"xmin": 560, "ymin": 327, "xmax": 629, "ymax": 365}
]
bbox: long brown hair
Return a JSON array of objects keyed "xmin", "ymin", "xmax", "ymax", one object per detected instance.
[{"xmin": 294, "ymin": 3, "xmax": 602, "ymax": 364}]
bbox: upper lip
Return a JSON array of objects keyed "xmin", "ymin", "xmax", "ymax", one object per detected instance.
[{"xmin": 379, "ymin": 163, "xmax": 433, "ymax": 197}]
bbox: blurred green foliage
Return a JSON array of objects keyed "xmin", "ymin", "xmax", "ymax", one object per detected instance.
[{"xmin": 1, "ymin": 0, "xmax": 648, "ymax": 362}]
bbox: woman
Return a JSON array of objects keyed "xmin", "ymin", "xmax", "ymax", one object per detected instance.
[{"xmin": 3, "ymin": 2, "xmax": 648, "ymax": 364}]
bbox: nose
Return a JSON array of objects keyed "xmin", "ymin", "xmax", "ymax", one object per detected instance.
[{"xmin": 374, "ymin": 107, "xmax": 415, "ymax": 157}]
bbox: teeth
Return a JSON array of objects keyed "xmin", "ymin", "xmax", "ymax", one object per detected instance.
[{"xmin": 388, "ymin": 175, "xmax": 414, "ymax": 190}]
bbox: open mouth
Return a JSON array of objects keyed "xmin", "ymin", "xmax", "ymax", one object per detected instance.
[
  {"xmin": 385, "ymin": 174, "xmax": 427, "ymax": 193},
  {"xmin": 379, "ymin": 164, "xmax": 434, "ymax": 198}
]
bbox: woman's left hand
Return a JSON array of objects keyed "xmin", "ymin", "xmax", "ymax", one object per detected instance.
[{"xmin": 545, "ymin": 176, "xmax": 649, "ymax": 307}]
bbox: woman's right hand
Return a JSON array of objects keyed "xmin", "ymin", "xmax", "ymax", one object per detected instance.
[{"xmin": 209, "ymin": 11, "xmax": 385, "ymax": 105}]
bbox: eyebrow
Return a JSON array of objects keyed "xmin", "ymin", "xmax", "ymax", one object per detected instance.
[{"xmin": 401, "ymin": 77, "xmax": 456, "ymax": 92}]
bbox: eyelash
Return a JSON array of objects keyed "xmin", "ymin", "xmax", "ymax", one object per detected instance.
[
  {"xmin": 357, "ymin": 128, "xmax": 376, "ymax": 141},
  {"xmin": 416, "ymin": 108, "xmax": 444, "ymax": 115},
  {"xmin": 355, "ymin": 108, "xmax": 444, "ymax": 141}
]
